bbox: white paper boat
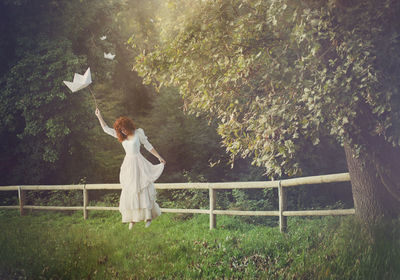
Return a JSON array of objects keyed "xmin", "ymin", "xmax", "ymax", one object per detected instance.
[
  {"xmin": 100, "ymin": 35, "xmax": 107, "ymax": 40},
  {"xmin": 63, "ymin": 67, "xmax": 92, "ymax": 93},
  {"xmin": 104, "ymin": 52, "xmax": 116, "ymax": 60}
]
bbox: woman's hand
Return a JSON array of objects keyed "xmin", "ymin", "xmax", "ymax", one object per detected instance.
[
  {"xmin": 95, "ymin": 107, "xmax": 101, "ymax": 118},
  {"xmin": 159, "ymin": 157, "xmax": 166, "ymax": 165}
]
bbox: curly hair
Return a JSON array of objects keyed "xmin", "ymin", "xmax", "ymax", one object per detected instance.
[{"xmin": 113, "ymin": 116, "xmax": 137, "ymax": 143}]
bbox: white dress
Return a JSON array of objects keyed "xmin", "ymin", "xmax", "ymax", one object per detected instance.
[{"xmin": 101, "ymin": 125, "xmax": 164, "ymax": 223}]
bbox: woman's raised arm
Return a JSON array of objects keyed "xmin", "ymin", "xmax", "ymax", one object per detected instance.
[{"xmin": 95, "ymin": 108, "xmax": 117, "ymax": 138}]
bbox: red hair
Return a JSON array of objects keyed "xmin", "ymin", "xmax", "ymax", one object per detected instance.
[{"xmin": 113, "ymin": 116, "xmax": 137, "ymax": 143}]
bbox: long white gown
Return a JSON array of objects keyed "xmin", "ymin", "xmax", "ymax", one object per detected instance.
[{"xmin": 101, "ymin": 125, "xmax": 164, "ymax": 223}]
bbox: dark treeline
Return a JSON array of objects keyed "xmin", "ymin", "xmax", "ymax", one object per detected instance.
[{"xmin": 0, "ymin": 0, "xmax": 352, "ymax": 216}]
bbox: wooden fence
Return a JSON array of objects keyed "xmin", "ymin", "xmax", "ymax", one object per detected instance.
[{"xmin": 0, "ymin": 172, "xmax": 354, "ymax": 232}]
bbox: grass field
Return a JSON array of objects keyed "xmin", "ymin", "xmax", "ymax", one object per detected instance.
[{"xmin": 0, "ymin": 210, "xmax": 399, "ymax": 279}]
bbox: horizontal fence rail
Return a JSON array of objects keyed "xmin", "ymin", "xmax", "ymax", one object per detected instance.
[{"xmin": 0, "ymin": 173, "xmax": 353, "ymax": 232}]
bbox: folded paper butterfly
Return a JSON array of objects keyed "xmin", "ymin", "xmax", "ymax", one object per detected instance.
[
  {"xmin": 63, "ymin": 67, "xmax": 92, "ymax": 93},
  {"xmin": 100, "ymin": 35, "xmax": 107, "ymax": 40},
  {"xmin": 104, "ymin": 52, "xmax": 116, "ymax": 60}
]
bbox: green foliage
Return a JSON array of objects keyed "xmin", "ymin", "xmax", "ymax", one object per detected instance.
[
  {"xmin": 1, "ymin": 211, "xmax": 399, "ymax": 279},
  {"xmin": 138, "ymin": 88, "xmax": 251, "ymax": 182},
  {"xmin": 0, "ymin": 0, "xmax": 356, "ymax": 216},
  {"xmin": 134, "ymin": 87, "xmax": 282, "ymax": 211},
  {"xmin": 0, "ymin": 0, "xmax": 158, "ymax": 185},
  {"xmin": 0, "ymin": 37, "xmax": 93, "ymax": 183},
  {"xmin": 134, "ymin": 0, "xmax": 400, "ymax": 177},
  {"xmin": 25, "ymin": 189, "xmax": 83, "ymax": 207},
  {"xmin": 0, "ymin": 1, "xmax": 99, "ymax": 184},
  {"xmin": 88, "ymin": 192, "xmax": 120, "ymax": 207}
]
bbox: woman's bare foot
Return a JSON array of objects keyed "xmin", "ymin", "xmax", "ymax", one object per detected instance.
[
  {"xmin": 145, "ymin": 219, "xmax": 152, "ymax": 228},
  {"xmin": 129, "ymin": 222, "xmax": 135, "ymax": 230}
]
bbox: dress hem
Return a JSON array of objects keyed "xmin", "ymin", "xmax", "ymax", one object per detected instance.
[
  {"xmin": 119, "ymin": 151, "xmax": 165, "ymax": 223},
  {"xmin": 119, "ymin": 201, "xmax": 162, "ymax": 223}
]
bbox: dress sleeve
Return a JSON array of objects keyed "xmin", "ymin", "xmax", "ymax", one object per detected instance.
[
  {"xmin": 137, "ymin": 128, "xmax": 154, "ymax": 152},
  {"xmin": 102, "ymin": 125, "xmax": 118, "ymax": 138}
]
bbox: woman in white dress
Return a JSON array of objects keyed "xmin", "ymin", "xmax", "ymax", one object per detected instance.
[{"xmin": 95, "ymin": 108, "xmax": 166, "ymax": 229}]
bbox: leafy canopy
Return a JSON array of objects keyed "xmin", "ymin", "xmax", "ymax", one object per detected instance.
[{"xmin": 134, "ymin": 0, "xmax": 400, "ymax": 177}]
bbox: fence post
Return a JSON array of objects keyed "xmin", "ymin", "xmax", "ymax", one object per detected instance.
[
  {"xmin": 83, "ymin": 184, "xmax": 88, "ymax": 220},
  {"xmin": 209, "ymin": 186, "xmax": 216, "ymax": 230},
  {"xmin": 278, "ymin": 181, "xmax": 287, "ymax": 233},
  {"xmin": 18, "ymin": 186, "xmax": 26, "ymax": 216}
]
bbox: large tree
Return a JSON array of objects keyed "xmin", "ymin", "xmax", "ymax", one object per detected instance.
[{"xmin": 133, "ymin": 0, "xmax": 400, "ymax": 223}]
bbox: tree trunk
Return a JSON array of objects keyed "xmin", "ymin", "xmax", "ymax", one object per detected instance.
[{"xmin": 344, "ymin": 139, "xmax": 400, "ymax": 225}]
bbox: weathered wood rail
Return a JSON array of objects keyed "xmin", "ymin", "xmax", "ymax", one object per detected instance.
[{"xmin": 0, "ymin": 172, "xmax": 354, "ymax": 232}]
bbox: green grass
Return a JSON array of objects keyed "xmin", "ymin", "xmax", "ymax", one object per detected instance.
[{"xmin": 0, "ymin": 210, "xmax": 399, "ymax": 279}]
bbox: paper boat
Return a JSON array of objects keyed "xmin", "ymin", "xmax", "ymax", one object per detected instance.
[
  {"xmin": 63, "ymin": 67, "xmax": 92, "ymax": 93},
  {"xmin": 104, "ymin": 52, "xmax": 116, "ymax": 60}
]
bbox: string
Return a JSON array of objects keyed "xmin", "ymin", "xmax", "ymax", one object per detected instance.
[
  {"xmin": 75, "ymin": 60, "xmax": 99, "ymax": 109},
  {"xmin": 88, "ymin": 86, "xmax": 99, "ymax": 109}
]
